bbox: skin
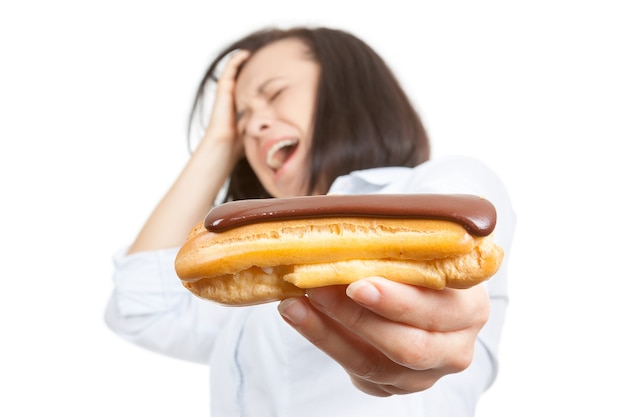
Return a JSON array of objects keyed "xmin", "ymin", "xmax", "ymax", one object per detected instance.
[
  {"xmin": 128, "ymin": 49, "xmax": 251, "ymax": 253},
  {"xmin": 234, "ymin": 38, "xmax": 321, "ymax": 197},
  {"xmin": 128, "ymin": 37, "xmax": 490, "ymax": 396},
  {"xmin": 280, "ymin": 281, "xmax": 489, "ymax": 396}
]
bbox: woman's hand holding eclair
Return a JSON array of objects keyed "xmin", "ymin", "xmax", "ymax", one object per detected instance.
[{"xmin": 279, "ymin": 278, "xmax": 490, "ymax": 396}]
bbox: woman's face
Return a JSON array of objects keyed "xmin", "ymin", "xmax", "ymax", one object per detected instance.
[{"xmin": 234, "ymin": 38, "xmax": 320, "ymax": 198}]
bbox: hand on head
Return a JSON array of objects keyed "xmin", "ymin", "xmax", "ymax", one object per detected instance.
[{"xmin": 199, "ymin": 49, "xmax": 251, "ymax": 166}]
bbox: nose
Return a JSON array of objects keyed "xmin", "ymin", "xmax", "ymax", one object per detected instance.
[{"xmin": 244, "ymin": 108, "xmax": 273, "ymax": 137}]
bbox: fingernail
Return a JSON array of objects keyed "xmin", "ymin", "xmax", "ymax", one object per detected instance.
[
  {"xmin": 346, "ymin": 280, "xmax": 380, "ymax": 306},
  {"xmin": 278, "ymin": 298, "xmax": 308, "ymax": 324}
]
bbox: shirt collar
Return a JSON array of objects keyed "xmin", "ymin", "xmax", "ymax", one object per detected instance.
[{"xmin": 328, "ymin": 167, "xmax": 413, "ymax": 194}]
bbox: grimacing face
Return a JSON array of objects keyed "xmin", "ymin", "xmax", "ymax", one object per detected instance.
[{"xmin": 234, "ymin": 38, "xmax": 321, "ymax": 198}]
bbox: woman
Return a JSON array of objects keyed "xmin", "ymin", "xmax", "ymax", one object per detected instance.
[{"xmin": 106, "ymin": 26, "xmax": 516, "ymax": 417}]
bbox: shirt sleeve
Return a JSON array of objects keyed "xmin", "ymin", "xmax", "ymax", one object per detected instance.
[{"xmin": 104, "ymin": 246, "xmax": 232, "ymax": 364}]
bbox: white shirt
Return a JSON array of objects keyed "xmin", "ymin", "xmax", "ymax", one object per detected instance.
[{"xmin": 105, "ymin": 155, "xmax": 516, "ymax": 417}]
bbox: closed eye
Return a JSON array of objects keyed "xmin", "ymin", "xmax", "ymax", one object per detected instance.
[{"xmin": 269, "ymin": 87, "xmax": 286, "ymax": 102}]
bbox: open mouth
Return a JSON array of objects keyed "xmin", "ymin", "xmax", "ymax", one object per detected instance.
[{"xmin": 266, "ymin": 138, "xmax": 299, "ymax": 171}]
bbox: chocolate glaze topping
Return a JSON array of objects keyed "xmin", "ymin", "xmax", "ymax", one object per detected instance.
[{"xmin": 205, "ymin": 194, "xmax": 497, "ymax": 237}]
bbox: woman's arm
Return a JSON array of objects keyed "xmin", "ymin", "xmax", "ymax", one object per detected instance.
[{"xmin": 128, "ymin": 50, "xmax": 250, "ymax": 253}]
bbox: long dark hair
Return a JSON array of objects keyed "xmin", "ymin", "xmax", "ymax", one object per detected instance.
[{"xmin": 189, "ymin": 27, "xmax": 430, "ymax": 201}]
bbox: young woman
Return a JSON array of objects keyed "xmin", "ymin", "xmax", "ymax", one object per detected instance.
[{"xmin": 105, "ymin": 26, "xmax": 516, "ymax": 417}]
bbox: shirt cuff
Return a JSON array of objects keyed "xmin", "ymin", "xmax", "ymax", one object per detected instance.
[{"xmin": 111, "ymin": 246, "xmax": 189, "ymax": 316}]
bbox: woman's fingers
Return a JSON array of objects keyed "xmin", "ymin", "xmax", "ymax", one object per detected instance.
[
  {"xmin": 278, "ymin": 294, "xmax": 439, "ymax": 393},
  {"xmin": 201, "ymin": 49, "xmax": 251, "ymax": 157},
  {"xmin": 215, "ymin": 49, "xmax": 250, "ymax": 94},
  {"xmin": 209, "ymin": 49, "xmax": 250, "ymax": 125},
  {"xmin": 278, "ymin": 280, "xmax": 490, "ymax": 395},
  {"xmin": 310, "ymin": 284, "xmax": 481, "ymax": 371},
  {"xmin": 346, "ymin": 278, "xmax": 490, "ymax": 332}
]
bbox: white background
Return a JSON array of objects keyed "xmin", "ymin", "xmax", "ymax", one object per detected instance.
[{"xmin": 1, "ymin": 1, "xmax": 625, "ymax": 416}]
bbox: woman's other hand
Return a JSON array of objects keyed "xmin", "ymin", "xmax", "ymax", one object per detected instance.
[
  {"xmin": 127, "ymin": 50, "xmax": 251, "ymax": 253},
  {"xmin": 200, "ymin": 49, "xmax": 251, "ymax": 165}
]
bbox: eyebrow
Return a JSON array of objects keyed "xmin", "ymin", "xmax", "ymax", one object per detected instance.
[{"xmin": 235, "ymin": 77, "xmax": 285, "ymax": 122}]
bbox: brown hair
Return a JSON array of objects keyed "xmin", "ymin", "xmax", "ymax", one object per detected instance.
[{"xmin": 189, "ymin": 27, "xmax": 430, "ymax": 201}]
